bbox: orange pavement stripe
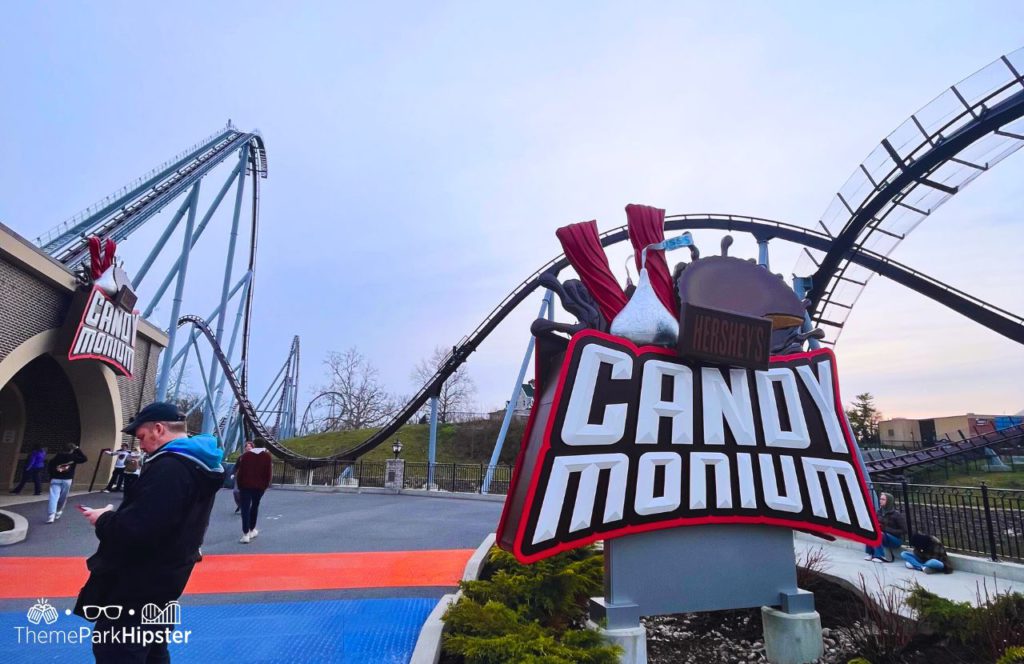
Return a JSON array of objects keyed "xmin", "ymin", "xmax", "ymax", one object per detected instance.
[{"xmin": 0, "ymin": 549, "xmax": 474, "ymax": 599}]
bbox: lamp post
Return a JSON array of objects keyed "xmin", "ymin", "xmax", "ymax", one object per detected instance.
[{"xmin": 392, "ymin": 438, "xmax": 403, "ymax": 460}]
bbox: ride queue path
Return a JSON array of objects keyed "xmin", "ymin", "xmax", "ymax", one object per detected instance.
[{"xmin": 0, "ymin": 489, "xmax": 504, "ymax": 663}]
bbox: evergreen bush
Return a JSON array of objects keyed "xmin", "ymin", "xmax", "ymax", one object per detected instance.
[{"xmin": 442, "ymin": 546, "xmax": 620, "ymax": 664}]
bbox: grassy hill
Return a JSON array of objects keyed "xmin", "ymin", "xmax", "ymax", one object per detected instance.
[{"xmin": 276, "ymin": 418, "xmax": 526, "ymax": 465}]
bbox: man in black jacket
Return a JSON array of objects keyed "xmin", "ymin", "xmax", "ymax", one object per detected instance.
[
  {"xmin": 46, "ymin": 443, "xmax": 87, "ymax": 523},
  {"xmin": 75, "ymin": 402, "xmax": 224, "ymax": 663}
]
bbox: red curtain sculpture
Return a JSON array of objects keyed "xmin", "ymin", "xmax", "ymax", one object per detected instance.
[
  {"xmin": 555, "ymin": 220, "xmax": 628, "ymax": 322},
  {"xmin": 626, "ymin": 204, "xmax": 677, "ymax": 316},
  {"xmin": 88, "ymin": 236, "xmax": 117, "ymax": 280}
]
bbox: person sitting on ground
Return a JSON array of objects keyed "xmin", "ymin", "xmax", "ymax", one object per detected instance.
[
  {"xmin": 901, "ymin": 533, "xmax": 952, "ymax": 574},
  {"xmin": 46, "ymin": 443, "xmax": 87, "ymax": 523},
  {"xmin": 863, "ymin": 492, "xmax": 907, "ymax": 562},
  {"xmin": 102, "ymin": 444, "xmax": 130, "ymax": 493}
]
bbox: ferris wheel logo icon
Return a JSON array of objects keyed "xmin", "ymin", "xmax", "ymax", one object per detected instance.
[{"xmin": 141, "ymin": 601, "xmax": 181, "ymax": 625}]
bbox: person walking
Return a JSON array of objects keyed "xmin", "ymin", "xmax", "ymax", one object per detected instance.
[
  {"xmin": 102, "ymin": 444, "xmax": 130, "ymax": 493},
  {"xmin": 75, "ymin": 402, "xmax": 224, "ymax": 664},
  {"xmin": 46, "ymin": 443, "xmax": 87, "ymax": 523},
  {"xmin": 231, "ymin": 441, "xmax": 254, "ymax": 514},
  {"xmin": 11, "ymin": 445, "xmax": 46, "ymax": 495},
  {"xmin": 863, "ymin": 491, "xmax": 907, "ymax": 562},
  {"xmin": 234, "ymin": 441, "xmax": 272, "ymax": 543}
]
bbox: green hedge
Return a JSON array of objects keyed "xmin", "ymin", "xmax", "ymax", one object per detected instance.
[{"xmin": 442, "ymin": 546, "xmax": 621, "ymax": 664}]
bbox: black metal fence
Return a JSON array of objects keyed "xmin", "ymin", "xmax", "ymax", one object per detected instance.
[
  {"xmin": 403, "ymin": 462, "xmax": 512, "ymax": 494},
  {"xmin": 270, "ymin": 459, "xmax": 514, "ymax": 495},
  {"xmin": 873, "ymin": 480, "xmax": 1024, "ymax": 562}
]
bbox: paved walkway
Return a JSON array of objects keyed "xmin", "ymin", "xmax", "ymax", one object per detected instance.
[
  {"xmin": 794, "ymin": 534, "xmax": 1022, "ymax": 615},
  {"xmin": 0, "ymin": 489, "xmax": 503, "ymax": 663}
]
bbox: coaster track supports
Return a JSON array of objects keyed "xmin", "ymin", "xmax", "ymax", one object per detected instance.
[
  {"xmin": 428, "ymin": 393, "xmax": 439, "ymax": 487},
  {"xmin": 204, "ymin": 143, "xmax": 250, "ymax": 433},
  {"xmin": 483, "ymin": 290, "xmax": 554, "ymax": 493},
  {"xmin": 156, "ymin": 183, "xmax": 200, "ymax": 401}
]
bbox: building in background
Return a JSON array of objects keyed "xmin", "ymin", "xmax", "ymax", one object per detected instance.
[
  {"xmin": 879, "ymin": 412, "xmax": 1024, "ymax": 449},
  {"xmin": 0, "ymin": 223, "xmax": 166, "ymax": 490}
]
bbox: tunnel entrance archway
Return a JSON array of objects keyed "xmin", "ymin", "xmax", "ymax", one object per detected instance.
[{"xmin": 0, "ymin": 329, "xmax": 122, "ymax": 489}]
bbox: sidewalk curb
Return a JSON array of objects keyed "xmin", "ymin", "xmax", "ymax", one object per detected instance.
[
  {"xmin": 410, "ymin": 533, "xmax": 496, "ymax": 664},
  {"xmin": 0, "ymin": 508, "xmax": 28, "ymax": 546},
  {"xmin": 270, "ymin": 484, "xmax": 506, "ymax": 502}
]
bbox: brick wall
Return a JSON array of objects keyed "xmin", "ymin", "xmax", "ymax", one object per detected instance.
[
  {"xmin": 1, "ymin": 250, "xmax": 165, "ymax": 469},
  {"xmin": 0, "ymin": 260, "xmax": 71, "ymax": 358},
  {"xmin": 117, "ymin": 340, "xmax": 163, "ymax": 446}
]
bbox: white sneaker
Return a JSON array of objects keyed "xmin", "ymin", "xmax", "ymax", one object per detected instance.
[
  {"xmin": 248, "ymin": 529, "xmax": 258, "ymax": 539},
  {"xmin": 102, "ymin": 489, "xmax": 110, "ymax": 493},
  {"xmin": 864, "ymin": 555, "xmax": 874, "ymax": 561},
  {"xmin": 905, "ymin": 562, "xmax": 916, "ymax": 570},
  {"xmin": 55, "ymin": 511, "xmax": 62, "ymax": 520},
  {"xmin": 239, "ymin": 533, "xmax": 251, "ymax": 544},
  {"xmin": 46, "ymin": 514, "xmax": 55, "ymax": 524}
]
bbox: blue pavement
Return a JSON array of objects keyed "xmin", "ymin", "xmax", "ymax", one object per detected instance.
[{"xmin": 0, "ymin": 596, "xmax": 436, "ymax": 663}]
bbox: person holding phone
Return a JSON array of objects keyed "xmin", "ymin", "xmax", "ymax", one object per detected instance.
[{"xmin": 74, "ymin": 402, "xmax": 224, "ymax": 663}]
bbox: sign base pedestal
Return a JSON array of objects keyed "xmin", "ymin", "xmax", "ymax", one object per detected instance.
[
  {"xmin": 588, "ymin": 525, "xmax": 821, "ymax": 663},
  {"xmin": 587, "ymin": 620, "xmax": 647, "ymax": 664},
  {"xmin": 761, "ymin": 606, "xmax": 823, "ymax": 664}
]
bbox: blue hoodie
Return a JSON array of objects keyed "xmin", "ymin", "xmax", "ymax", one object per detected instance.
[{"xmin": 153, "ymin": 434, "xmax": 225, "ymax": 473}]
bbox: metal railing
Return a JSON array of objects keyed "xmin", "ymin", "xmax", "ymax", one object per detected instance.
[
  {"xmin": 270, "ymin": 459, "xmax": 514, "ymax": 495},
  {"xmin": 403, "ymin": 462, "xmax": 512, "ymax": 494},
  {"xmin": 873, "ymin": 480, "xmax": 1024, "ymax": 562}
]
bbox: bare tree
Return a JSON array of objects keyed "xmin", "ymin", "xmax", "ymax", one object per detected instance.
[
  {"xmin": 320, "ymin": 347, "xmax": 397, "ymax": 430},
  {"xmin": 411, "ymin": 346, "xmax": 476, "ymax": 424}
]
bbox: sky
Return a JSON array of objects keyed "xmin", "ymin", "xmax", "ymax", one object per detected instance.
[{"xmin": 2, "ymin": 2, "xmax": 1023, "ymax": 424}]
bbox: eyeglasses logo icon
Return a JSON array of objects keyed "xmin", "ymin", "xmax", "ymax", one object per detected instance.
[
  {"xmin": 27, "ymin": 598, "xmax": 59, "ymax": 625},
  {"xmin": 81, "ymin": 605, "xmax": 123, "ymax": 621}
]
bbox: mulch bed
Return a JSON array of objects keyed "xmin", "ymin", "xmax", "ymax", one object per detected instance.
[{"xmin": 644, "ymin": 568, "xmax": 988, "ymax": 663}]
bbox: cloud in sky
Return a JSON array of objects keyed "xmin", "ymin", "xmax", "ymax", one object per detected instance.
[{"xmin": 1, "ymin": 2, "xmax": 1022, "ymax": 424}]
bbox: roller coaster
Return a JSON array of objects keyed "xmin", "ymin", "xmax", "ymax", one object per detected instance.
[{"xmin": 35, "ymin": 48, "xmax": 1024, "ymax": 476}]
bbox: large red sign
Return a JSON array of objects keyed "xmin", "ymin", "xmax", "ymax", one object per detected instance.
[
  {"xmin": 497, "ymin": 330, "xmax": 881, "ymax": 563},
  {"xmin": 66, "ymin": 286, "xmax": 139, "ymax": 377}
]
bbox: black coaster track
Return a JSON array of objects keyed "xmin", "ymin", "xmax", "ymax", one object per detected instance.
[{"xmin": 182, "ymin": 214, "xmax": 1023, "ymax": 469}]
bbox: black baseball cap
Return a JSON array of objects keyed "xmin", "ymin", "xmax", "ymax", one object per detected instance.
[{"xmin": 122, "ymin": 402, "xmax": 186, "ymax": 435}]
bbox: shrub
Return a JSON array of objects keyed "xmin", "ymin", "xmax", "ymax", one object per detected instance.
[
  {"xmin": 998, "ymin": 645, "xmax": 1024, "ymax": 664},
  {"xmin": 442, "ymin": 546, "xmax": 620, "ymax": 664},
  {"xmin": 906, "ymin": 583, "xmax": 1024, "ymax": 659},
  {"xmin": 904, "ymin": 586, "xmax": 973, "ymax": 643},
  {"xmin": 838, "ymin": 575, "xmax": 917, "ymax": 664},
  {"xmin": 461, "ymin": 547, "xmax": 604, "ymax": 630}
]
